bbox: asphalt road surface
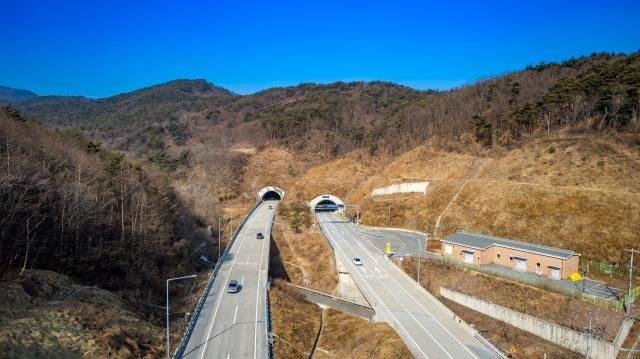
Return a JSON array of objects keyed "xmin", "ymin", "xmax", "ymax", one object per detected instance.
[
  {"xmin": 317, "ymin": 212, "xmax": 498, "ymax": 359},
  {"xmin": 180, "ymin": 200, "xmax": 278, "ymax": 359},
  {"xmin": 355, "ymin": 226, "xmax": 433, "ymax": 257}
]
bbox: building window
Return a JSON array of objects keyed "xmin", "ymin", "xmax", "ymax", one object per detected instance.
[
  {"xmin": 536, "ymin": 262, "xmax": 541, "ymax": 269},
  {"xmin": 509, "ymin": 255, "xmax": 513, "ymax": 263},
  {"xmin": 496, "ymin": 252, "xmax": 501, "ymax": 260}
]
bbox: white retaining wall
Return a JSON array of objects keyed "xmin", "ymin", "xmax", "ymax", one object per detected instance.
[
  {"xmin": 441, "ymin": 287, "xmax": 629, "ymax": 359},
  {"xmin": 371, "ymin": 182, "xmax": 428, "ymax": 196}
]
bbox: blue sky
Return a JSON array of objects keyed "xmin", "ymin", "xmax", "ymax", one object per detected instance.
[{"xmin": 2, "ymin": 0, "xmax": 639, "ymax": 97}]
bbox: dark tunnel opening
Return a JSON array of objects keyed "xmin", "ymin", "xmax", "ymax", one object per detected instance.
[
  {"xmin": 262, "ymin": 191, "xmax": 282, "ymax": 201},
  {"xmin": 314, "ymin": 199, "xmax": 338, "ymax": 212}
]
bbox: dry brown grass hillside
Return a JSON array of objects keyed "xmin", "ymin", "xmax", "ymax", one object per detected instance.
[
  {"xmin": 0, "ymin": 270, "xmax": 166, "ymax": 359},
  {"xmin": 315, "ymin": 309, "xmax": 413, "ymax": 359},
  {"xmin": 240, "ymin": 132, "xmax": 639, "ymax": 266}
]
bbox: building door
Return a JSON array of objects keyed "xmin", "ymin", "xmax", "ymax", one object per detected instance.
[
  {"xmin": 516, "ymin": 258, "xmax": 526, "ymax": 270},
  {"xmin": 550, "ymin": 267, "xmax": 560, "ymax": 280},
  {"xmin": 463, "ymin": 252, "xmax": 473, "ymax": 264}
]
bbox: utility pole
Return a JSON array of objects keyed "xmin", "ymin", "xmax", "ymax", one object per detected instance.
[
  {"xmin": 625, "ymin": 248, "xmax": 639, "ymax": 314},
  {"xmin": 417, "ymin": 236, "xmax": 421, "ymax": 285},
  {"xmin": 218, "ymin": 217, "xmax": 222, "ymax": 261},
  {"xmin": 585, "ymin": 314, "xmax": 592, "ymax": 359}
]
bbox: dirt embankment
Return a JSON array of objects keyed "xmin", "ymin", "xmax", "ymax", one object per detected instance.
[
  {"xmin": 0, "ymin": 270, "xmax": 174, "ymax": 359},
  {"xmin": 271, "ymin": 204, "xmax": 338, "ymax": 293},
  {"xmin": 270, "ymin": 283, "xmax": 322, "ymax": 359},
  {"xmin": 315, "ymin": 309, "xmax": 413, "ymax": 359}
]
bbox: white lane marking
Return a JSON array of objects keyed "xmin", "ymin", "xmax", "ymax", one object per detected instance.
[
  {"xmin": 241, "ymin": 276, "xmax": 245, "ymax": 285},
  {"xmin": 318, "ymin": 213, "xmax": 429, "ymax": 359},
  {"xmin": 197, "ymin": 203, "xmax": 268, "ymax": 359},
  {"xmin": 374, "ymin": 268, "xmax": 380, "ymax": 273},
  {"xmin": 251, "ymin": 240, "xmax": 255, "ymax": 249},
  {"xmin": 246, "ymin": 257, "xmax": 250, "ymax": 264},
  {"xmin": 352, "ymin": 225, "xmax": 480, "ymax": 358},
  {"xmin": 233, "ymin": 305, "xmax": 239, "ymax": 324},
  {"xmin": 344, "ymin": 218, "xmax": 478, "ymax": 359},
  {"xmin": 360, "ymin": 268, "xmax": 367, "ymax": 273},
  {"xmin": 340, "ymin": 226, "xmax": 454, "ymax": 359},
  {"xmin": 254, "ymin": 209, "xmax": 272, "ymax": 359},
  {"xmin": 227, "ymin": 353, "xmax": 230, "ymax": 359}
]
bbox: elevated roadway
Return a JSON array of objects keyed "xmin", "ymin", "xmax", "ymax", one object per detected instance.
[
  {"xmin": 317, "ymin": 212, "xmax": 499, "ymax": 359},
  {"xmin": 178, "ymin": 200, "xmax": 278, "ymax": 359}
]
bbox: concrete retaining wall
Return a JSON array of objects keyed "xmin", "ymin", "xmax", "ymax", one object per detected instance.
[
  {"xmin": 371, "ymin": 182, "xmax": 428, "ymax": 196},
  {"xmin": 441, "ymin": 287, "xmax": 622, "ymax": 359}
]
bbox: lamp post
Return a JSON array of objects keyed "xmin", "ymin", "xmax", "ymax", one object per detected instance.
[
  {"xmin": 166, "ymin": 274, "xmax": 197, "ymax": 359},
  {"xmin": 344, "ymin": 204, "xmax": 360, "ymax": 224},
  {"xmin": 218, "ymin": 217, "xmax": 222, "ymax": 261},
  {"xmin": 415, "ymin": 235, "xmax": 425, "ymax": 285},
  {"xmin": 218, "ymin": 217, "xmax": 233, "ymax": 261}
]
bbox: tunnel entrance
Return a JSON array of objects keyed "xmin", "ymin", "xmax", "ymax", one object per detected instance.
[
  {"xmin": 315, "ymin": 199, "xmax": 338, "ymax": 212},
  {"xmin": 262, "ymin": 191, "xmax": 282, "ymax": 201},
  {"xmin": 309, "ymin": 194, "xmax": 345, "ymax": 213},
  {"xmin": 256, "ymin": 186, "xmax": 285, "ymax": 202}
]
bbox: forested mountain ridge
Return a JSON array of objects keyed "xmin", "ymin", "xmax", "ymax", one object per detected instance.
[
  {"xmin": 0, "ymin": 85, "xmax": 37, "ymax": 102},
  {"xmin": 9, "ymin": 51, "xmax": 640, "ymax": 160},
  {"xmin": 16, "ymin": 79, "xmax": 237, "ymax": 155}
]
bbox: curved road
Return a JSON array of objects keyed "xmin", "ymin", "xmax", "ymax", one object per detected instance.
[
  {"xmin": 179, "ymin": 200, "xmax": 278, "ymax": 359},
  {"xmin": 317, "ymin": 212, "xmax": 498, "ymax": 359}
]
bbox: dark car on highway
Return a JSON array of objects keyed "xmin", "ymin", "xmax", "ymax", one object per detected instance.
[{"xmin": 256, "ymin": 232, "xmax": 264, "ymax": 239}]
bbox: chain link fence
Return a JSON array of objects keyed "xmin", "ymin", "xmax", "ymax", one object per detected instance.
[{"xmin": 438, "ymin": 255, "xmax": 625, "ymax": 311}]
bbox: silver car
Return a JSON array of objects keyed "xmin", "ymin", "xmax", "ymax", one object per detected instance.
[{"xmin": 227, "ymin": 280, "xmax": 239, "ymax": 293}]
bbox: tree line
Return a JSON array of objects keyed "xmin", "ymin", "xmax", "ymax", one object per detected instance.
[{"xmin": 0, "ymin": 106, "xmax": 196, "ymax": 299}]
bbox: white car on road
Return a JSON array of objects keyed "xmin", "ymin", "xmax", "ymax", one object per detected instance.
[{"xmin": 352, "ymin": 257, "xmax": 363, "ymax": 266}]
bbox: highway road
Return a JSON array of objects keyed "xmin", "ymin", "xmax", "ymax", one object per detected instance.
[
  {"xmin": 179, "ymin": 200, "xmax": 278, "ymax": 359},
  {"xmin": 355, "ymin": 226, "xmax": 433, "ymax": 257},
  {"xmin": 317, "ymin": 212, "xmax": 498, "ymax": 359}
]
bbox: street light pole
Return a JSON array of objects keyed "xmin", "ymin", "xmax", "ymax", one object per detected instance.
[
  {"xmin": 625, "ymin": 248, "xmax": 639, "ymax": 314},
  {"xmin": 166, "ymin": 274, "xmax": 197, "ymax": 359},
  {"xmin": 218, "ymin": 217, "xmax": 222, "ymax": 261}
]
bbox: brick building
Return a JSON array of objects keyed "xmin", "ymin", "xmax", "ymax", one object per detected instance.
[{"xmin": 441, "ymin": 231, "xmax": 580, "ymax": 280}]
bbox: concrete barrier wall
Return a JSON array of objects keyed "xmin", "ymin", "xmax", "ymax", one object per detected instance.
[
  {"xmin": 614, "ymin": 317, "xmax": 634, "ymax": 348},
  {"xmin": 440, "ymin": 287, "xmax": 618, "ymax": 359},
  {"xmin": 371, "ymin": 182, "xmax": 428, "ymax": 196}
]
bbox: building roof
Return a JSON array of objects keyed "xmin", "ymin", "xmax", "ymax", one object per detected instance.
[{"xmin": 441, "ymin": 231, "xmax": 579, "ymax": 260}]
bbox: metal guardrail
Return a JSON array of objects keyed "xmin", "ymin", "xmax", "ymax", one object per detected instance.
[
  {"xmin": 266, "ymin": 280, "xmax": 274, "ymax": 359},
  {"xmin": 173, "ymin": 201, "xmax": 262, "ymax": 358},
  {"xmin": 265, "ymin": 212, "xmax": 277, "ymax": 359},
  {"xmin": 473, "ymin": 331, "xmax": 508, "ymax": 359}
]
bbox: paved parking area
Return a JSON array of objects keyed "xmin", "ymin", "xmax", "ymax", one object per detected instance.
[
  {"xmin": 581, "ymin": 281, "xmax": 624, "ymax": 299},
  {"xmin": 354, "ymin": 225, "xmax": 431, "ymax": 257}
]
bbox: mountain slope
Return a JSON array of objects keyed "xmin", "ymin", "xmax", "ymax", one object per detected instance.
[
  {"xmin": 15, "ymin": 52, "xmax": 640, "ymax": 160},
  {"xmin": 0, "ymin": 105, "xmax": 218, "ymax": 357},
  {"xmin": 18, "ymin": 79, "xmax": 238, "ymax": 153},
  {"xmin": 0, "ymin": 85, "xmax": 37, "ymax": 102}
]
